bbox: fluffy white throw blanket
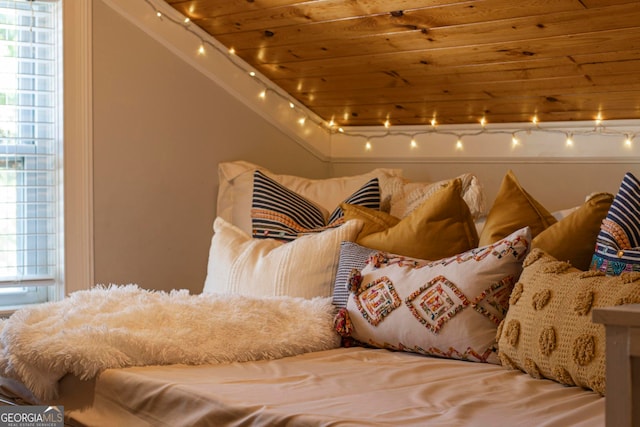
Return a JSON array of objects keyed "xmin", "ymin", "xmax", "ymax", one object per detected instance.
[{"xmin": 0, "ymin": 285, "xmax": 340, "ymax": 401}]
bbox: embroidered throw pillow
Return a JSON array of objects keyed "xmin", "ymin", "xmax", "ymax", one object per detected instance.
[
  {"xmin": 202, "ymin": 217, "xmax": 364, "ymax": 298},
  {"xmin": 497, "ymin": 248, "xmax": 640, "ymax": 395},
  {"xmin": 251, "ymin": 171, "xmax": 380, "ymax": 241},
  {"xmin": 339, "ymin": 227, "xmax": 531, "ymax": 364},
  {"xmin": 344, "ymin": 179, "xmax": 479, "ymax": 261},
  {"xmin": 532, "ymin": 192, "xmax": 613, "ymax": 270},
  {"xmin": 590, "ymin": 172, "xmax": 640, "ymax": 275},
  {"xmin": 479, "ymin": 170, "xmax": 557, "ymax": 247}
]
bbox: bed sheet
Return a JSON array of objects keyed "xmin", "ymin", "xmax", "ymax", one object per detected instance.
[{"xmin": 63, "ymin": 347, "xmax": 604, "ymax": 427}]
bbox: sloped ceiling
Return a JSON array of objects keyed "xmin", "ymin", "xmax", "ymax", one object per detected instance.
[{"xmin": 164, "ymin": 0, "xmax": 640, "ymax": 127}]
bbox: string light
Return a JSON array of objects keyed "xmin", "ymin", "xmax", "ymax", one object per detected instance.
[
  {"xmin": 566, "ymin": 132, "xmax": 574, "ymax": 146},
  {"xmin": 143, "ymin": 0, "xmax": 640, "ymax": 153},
  {"xmin": 365, "ymin": 140, "xmax": 372, "ymax": 151}
]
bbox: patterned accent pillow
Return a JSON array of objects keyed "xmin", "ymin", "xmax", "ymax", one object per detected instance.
[
  {"xmin": 332, "ymin": 242, "xmax": 376, "ymax": 308},
  {"xmin": 251, "ymin": 171, "xmax": 380, "ymax": 241},
  {"xmin": 498, "ymin": 248, "xmax": 640, "ymax": 395},
  {"xmin": 590, "ymin": 172, "xmax": 640, "ymax": 275},
  {"xmin": 338, "ymin": 227, "xmax": 531, "ymax": 364}
]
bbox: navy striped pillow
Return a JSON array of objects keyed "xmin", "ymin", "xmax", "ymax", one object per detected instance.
[
  {"xmin": 591, "ymin": 172, "xmax": 640, "ymax": 275},
  {"xmin": 332, "ymin": 242, "xmax": 376, "ymax": 307},
  {"xmin": 251, "ymin": 171, "xmax": 381, "ymax": 241}
]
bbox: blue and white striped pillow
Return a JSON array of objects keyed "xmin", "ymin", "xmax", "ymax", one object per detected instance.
[
  {"xmin": 332, "ymin": 241, "xmax": 376, "ymax": 307},
  {"xmin": 251, "ymin": 171, "xmax": 381, "ymax": 241},
  {"xmin": 590, "ymin": 172, "xmax": 640, "ymax": 275}
]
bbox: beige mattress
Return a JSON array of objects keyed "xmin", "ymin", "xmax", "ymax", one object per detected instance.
[{"xmin": 51, "ymin": 347, "xmax": 605, "ymax": 427}]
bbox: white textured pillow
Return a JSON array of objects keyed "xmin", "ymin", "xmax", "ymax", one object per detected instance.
[
  {"xmin": 344, "ymin": 226, "xmax": 531, "ymax": 364},
  {"xmin": 217, "ymin": 161, "xmax": 402, "ymax": 235},
  {"xmin": 386, "ymin": 173, "xmax": 486, "ymax": 219},
  {"xmin": 203, "ymin": 217, "xmax": 364, "ymax": 298}
]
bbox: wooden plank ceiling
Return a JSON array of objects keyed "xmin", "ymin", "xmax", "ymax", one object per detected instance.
[{"xmin": 165, "ymin": 0, "xmax": 640, "ymax": 127}]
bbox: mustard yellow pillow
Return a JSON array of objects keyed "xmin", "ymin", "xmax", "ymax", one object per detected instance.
[
  {"xmin": 497, "ymin": 248, "xmax": 640, "ymax": 395},
  {"xmin": 479, "ymin": 170, "xmax": 557, "ymax": 247},
  {"xmin": 532, "ymin": 193, "xmax": 613, "ymax": 270},
  {"xmin": 343, "ymin": 179, "xmax": 479, "ymax": 260},
  {"xmin": 340, "ymin": 203, "xmax": 400, "ymax": 238}
]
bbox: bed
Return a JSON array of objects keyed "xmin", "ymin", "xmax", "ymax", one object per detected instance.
[{"xmin": 2, "ymin": 161, "xmax": 640, "ymax": 427}]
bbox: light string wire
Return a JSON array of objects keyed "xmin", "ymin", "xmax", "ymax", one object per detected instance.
[{"xmin": 143, "ymin": 0, "xmax": 639, "ymax": 151}]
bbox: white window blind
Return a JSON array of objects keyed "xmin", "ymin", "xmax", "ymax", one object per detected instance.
[{"xmin": 0, "ymin": 0, "xmax": 62, "ymax": 310}]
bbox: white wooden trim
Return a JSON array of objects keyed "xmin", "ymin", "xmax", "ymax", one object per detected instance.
[{"xmin": 63, "ymin": 0, "xmax": 94, "ymax": 295}]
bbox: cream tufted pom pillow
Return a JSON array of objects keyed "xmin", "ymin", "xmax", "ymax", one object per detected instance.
[{"xmin": 497, "ymin": 248, "xmax": 640, "ymax": 395}]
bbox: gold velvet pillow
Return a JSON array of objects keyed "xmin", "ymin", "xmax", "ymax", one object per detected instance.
[
  {"xmin": 532, "ymin": 193, "xmax": 614, "ymax": 270},
  {"xmin": 340, "ymin": 203, "xmax": 400, "ymax": 238},
  {"xmin": 497, "ymin": 248, "xmax": 640, "ymax": 395},
  {"xmin": 479, "ymin": 170, "xmax": 557, "ymax": 247},
  {"xmin": 342, "ymin": 179, "xmax": 479, "ymax": 260}
]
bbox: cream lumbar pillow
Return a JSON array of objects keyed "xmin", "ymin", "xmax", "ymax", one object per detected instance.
[
  {"xmin": 338, "ymin": 226, "xmax": 531, "ymax": 364},
  {"xmin": 497, "ymin": 248, "xmax": 640, "ymax": 395},
  {"xmin": 202, "ymin": 217, "xmax": 364, "ymax": 299},
  {"xmin": 343, "ymin": 179, "xmax": 479, "ymax": 260}
]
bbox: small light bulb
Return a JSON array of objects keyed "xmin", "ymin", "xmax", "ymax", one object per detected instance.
[
  {"xmin": 532, "ymin": 115, "xmax": 538, "ymax": 125},
  {"xmin": 197, "ymin": 45, "xmax": 205, "ymax": 55},
  {"xmin": 289, "ymin": 102, "xmax": 295, "ymax": 109},
  {"xmin": 511, "ymin": 134, "xmax": 519, "ymax": 146},
  {"xmin": 249, "ymin": 71, "xmax": 256, "ymax": 77},
  {"xmin": 328, "ymin": 119, "xmax": 335, "ymax": 127},
  {"xmin": 184, "ymin": 17, "xmax": 190, "ymax": 24},
  {"xmin": 410, "ymin": 138, "xmax": 418, "ymax": 149},
  {"xmin": 625, "ymin": 135, "xmax": 633, "ymax": 147},
  {"xmin": 156, "ymin": 11, "xmax": 162, "ymax": 18},
  {"xmin": 456, "ymin": 139, "xmax": 463, "ymax": 150},
  {"xmin": 431, "ymin": 118, "xmax": 437, "ymax": 127},
  {"xmin": 384, "ymin": 119, "xmax": 391, "ymax": 128},
  {"xmin": 298, "ymin": 117, "xmax": 306, "ymax": 125},
  {"xmin": 365, "ymin": 141, "xmax": 372, "ymax": 151},
  {"xmin": 480, "ymin": 117, "xmax": 487, "ymax": 127},
  {"xmin": 566, "ymin": 133, "xmax": 574, "ymax": 146},
  {"xmin": 229, "ymin": 47, "xmax": 236, "ymax": 55},
  {"xmin": 595, "ymin": 113, "xmax": 603, "ymax": 125},
  {"xmin": 259, "ymin": 90, "xmax": 266, "ymax": 99},
  {"xmin": 338, "ymin": 127, "xmax": 344, "ymax": 133}
]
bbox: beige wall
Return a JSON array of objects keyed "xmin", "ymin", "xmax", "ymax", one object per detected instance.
[
  {"xmin": 331, "ymin": 161, "xmax": 640, "ymax": 213},
  {"xmin": 92, "ymin": 0, "xmax": 328, "ymax": 293}
]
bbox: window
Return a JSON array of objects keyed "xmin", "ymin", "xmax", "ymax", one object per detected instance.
[{"xmin": 0, "ymin": 0, "xmax": 62, "ymax": 312}]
